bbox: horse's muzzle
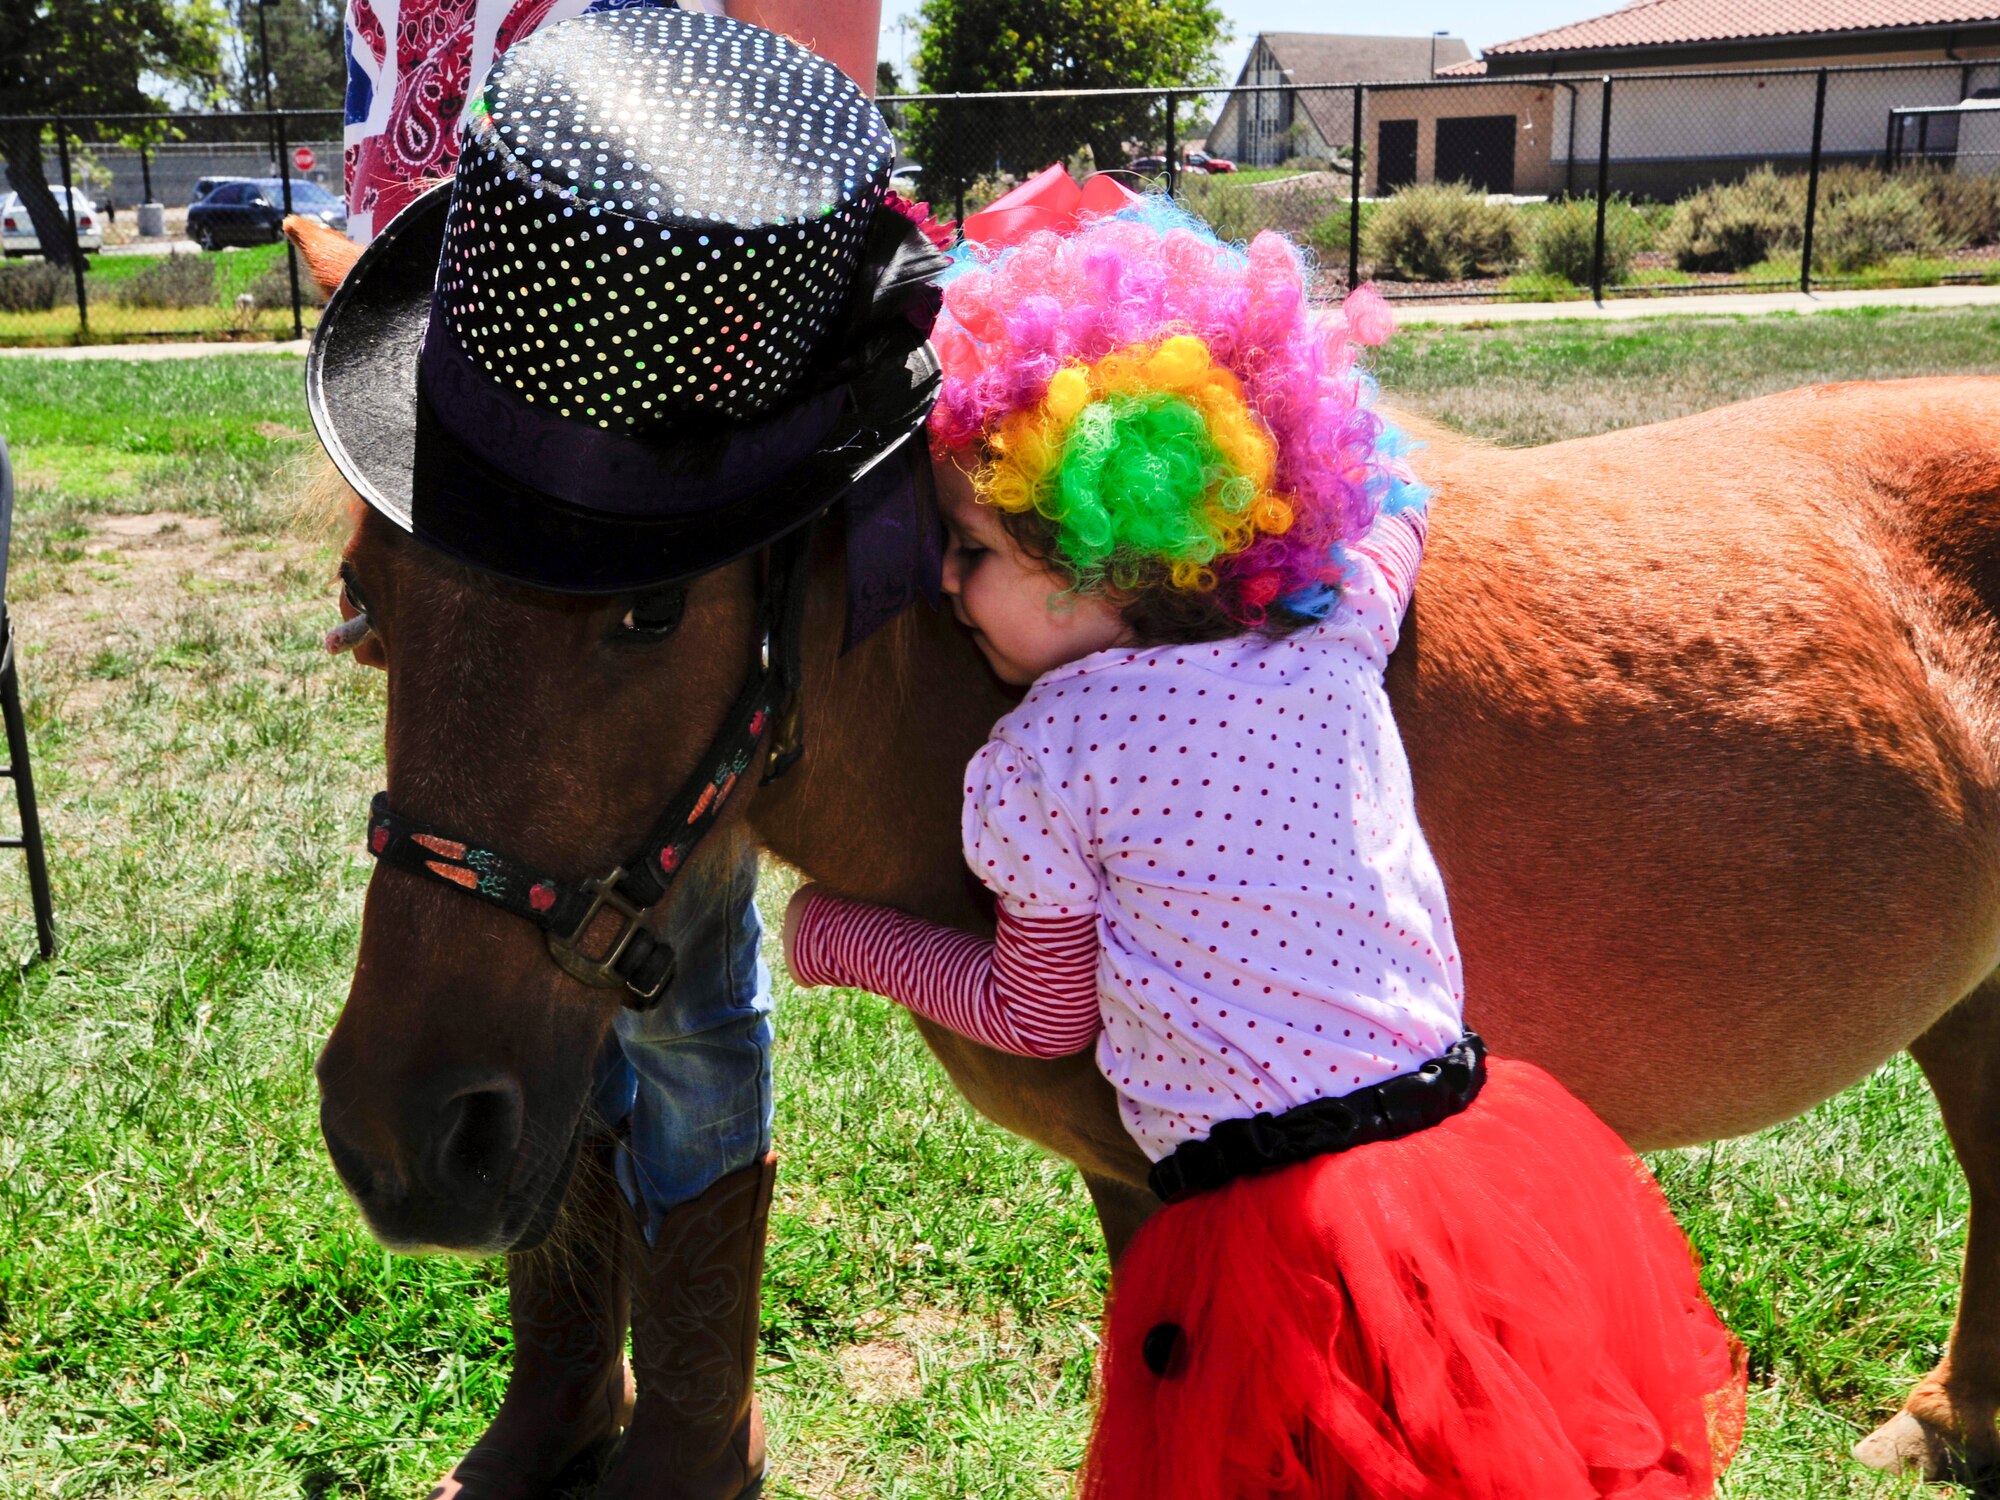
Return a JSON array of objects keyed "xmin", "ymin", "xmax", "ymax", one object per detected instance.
[{"xmin": 317, "ymin": 1067, "xmax": 574, "ymax": 1253}]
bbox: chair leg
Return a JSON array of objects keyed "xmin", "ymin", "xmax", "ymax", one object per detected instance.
[{"xmin": 1, "ymin": 646, "xmax": 55, "ymax": 959}]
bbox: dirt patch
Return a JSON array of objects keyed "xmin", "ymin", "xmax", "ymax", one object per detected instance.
[
  {"xmin": 836, "ymin": 1339, "xmax": 922, "ymax": 1402},
  {"xmin": 21, "ymin": 512, "xmax": 319, "ymax": 664},
  {"xmin": 13, "ymin": 510, "xmax": 328, "ymax": 735},
  {"xmin": 833, "ymin": 1307, "xmax": 974, "ymax": 1403}
]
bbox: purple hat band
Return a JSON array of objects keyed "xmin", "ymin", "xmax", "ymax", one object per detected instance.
[{"xmin": 418, "ymin": 302, "xmax": 849, "ymax": 516}]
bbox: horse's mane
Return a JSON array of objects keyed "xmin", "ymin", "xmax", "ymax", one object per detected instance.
[{"xmin": 297, "ymin": 452, "xmax": 367, "ymax": 550}]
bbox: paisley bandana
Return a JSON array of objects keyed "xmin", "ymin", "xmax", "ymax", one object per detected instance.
[{"xmin": 342, "ymin": 0, "xmax": 720, "ymax": 243}]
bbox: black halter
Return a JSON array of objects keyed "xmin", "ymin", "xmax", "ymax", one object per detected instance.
[{"xmin": 362, "ymin": 524, "xmax": 818, "ymax": 1009}]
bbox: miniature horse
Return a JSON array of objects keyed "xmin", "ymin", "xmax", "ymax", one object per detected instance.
[{"xmin": 292, "ymin": 214, "xmax": 2000, "ymax": 1485}]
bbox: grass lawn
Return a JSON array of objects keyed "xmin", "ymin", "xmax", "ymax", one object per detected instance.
[
  {"xmin": 3, "ymin": 307, "xmax": 1999, "ymax": 1497},
  {"xmin": 0, "ymin": 245, "xmax": 318, "ymax": 348}
]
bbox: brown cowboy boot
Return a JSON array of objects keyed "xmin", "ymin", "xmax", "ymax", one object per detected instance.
[
  {"xmin": 592, "ymin": 1153, "xmax": 777, "ymax": 1500},
  {"xmin": 428, "ymin": 1138, "xmax": 635, "ymax": 1500}
]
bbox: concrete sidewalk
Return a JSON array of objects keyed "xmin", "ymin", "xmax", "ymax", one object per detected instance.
[
  {"xmin": 2, "ymin": 281, "xmax": 1997, "ymax": 358},
  {"xmin": 1395, "ymin": 281, "xmax": 2000, "ymax": 325},
  {"xmin": 0, "ymin": 337, "xmax": 310, "ymax": 360}
]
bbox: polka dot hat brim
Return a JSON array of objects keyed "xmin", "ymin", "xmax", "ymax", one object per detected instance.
[{"xmin": 305, "ymin": 8, "xmax": 945, "ymax": 595}]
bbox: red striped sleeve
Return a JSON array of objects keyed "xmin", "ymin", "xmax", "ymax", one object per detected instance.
[
  {"xmin": 1351, "ymin": 507, "xmax": 1427, "ymax": 617},
  {"xmin": 790, "ymin": 890, "xmax": 1101, "ymax": 1058}
]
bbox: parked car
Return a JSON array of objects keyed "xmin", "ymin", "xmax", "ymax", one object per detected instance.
[
  {"xmin": 1128, "ymin": 151, "xmax": 1237, "ymax": 178},
  {"xmin": 0, "ymin": 187, "xmax": 103, "ymax": 255},
  {"xmin": 191, "ymin": 175, "xmax": 250, "ymax": 203},
  {"xmin": 890, "ymin": 160, "xmax": 923, "ymax": 196},
  {"xmin": 187, "ymin": 177, "xmax": 347, "ymax": 249}
]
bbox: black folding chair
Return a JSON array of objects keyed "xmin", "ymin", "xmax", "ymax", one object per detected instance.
[{"xmin": 0, "ymin": 433, "xmax": 54, "ymax": 959}]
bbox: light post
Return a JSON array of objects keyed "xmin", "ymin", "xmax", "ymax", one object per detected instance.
[
  {"xmin": 255, "ymin": 0, "xmax": 277, "ymax": 110},
  {"xmin": 255, "ymin": 0, "xmax": 279, "ymax": 174}
]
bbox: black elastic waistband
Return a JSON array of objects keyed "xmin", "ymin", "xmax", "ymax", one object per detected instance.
[{"xmin": 1147, "ymin": 1032, "xmax": 1487, "ymax": 1204}]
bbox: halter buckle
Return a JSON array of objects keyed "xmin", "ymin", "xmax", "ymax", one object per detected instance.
[{"xmin": 546, "ymin": 867, "xmax": 667, "ymax": 1001}]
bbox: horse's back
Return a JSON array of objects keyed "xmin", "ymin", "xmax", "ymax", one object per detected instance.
[{"xmin": 1396, "ymin": 377, "xmax": 2000, "ymax": 1146}]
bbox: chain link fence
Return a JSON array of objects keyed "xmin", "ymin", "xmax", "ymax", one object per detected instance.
[
  {"xmin": 4, "ymin": 57, "xmax": 1997, "ymax": 346},
  {"xmin": 0, "ymin": 109, "xmax": 341, "ymax": 346},
  {"xmin": 890, "ymin": 55, "xmax": 2000, "ymax": 305}
]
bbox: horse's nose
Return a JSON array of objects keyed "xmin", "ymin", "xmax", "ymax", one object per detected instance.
[
  {"xmin": 431, "ymin": 1077, "xmax": 525, "ymax": 1204},
  {"xmin": 317, "ymin": 1037, "xmax": 529, "ymax": 1246}
]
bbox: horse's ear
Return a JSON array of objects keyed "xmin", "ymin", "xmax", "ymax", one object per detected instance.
[{"xmin": 284, "ymin": 214, "xmax": 363, "ymax": 297}]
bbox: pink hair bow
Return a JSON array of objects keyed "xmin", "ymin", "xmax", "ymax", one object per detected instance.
[{"xmin": 959, "ymin": 163, "xmax": 1144, "ymax": 251}]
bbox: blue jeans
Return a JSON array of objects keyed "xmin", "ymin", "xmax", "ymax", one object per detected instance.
[{"xmin": 589, "ymin": 842, "xmax": 773, "ymax": 1243}]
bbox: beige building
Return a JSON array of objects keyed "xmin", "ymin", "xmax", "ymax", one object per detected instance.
[
  {"xmin": 1206, "ymin": 34, "xmax": 1473, "ymax": 168},
  {"xmin": 1361, "ymin": 0, "xmax": 2000, "ymax": 196}
]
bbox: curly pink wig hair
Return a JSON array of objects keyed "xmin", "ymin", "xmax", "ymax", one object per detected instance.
[{"xmin": 928, "ymin": 201, "xmax": 1399, "ymax": 626}]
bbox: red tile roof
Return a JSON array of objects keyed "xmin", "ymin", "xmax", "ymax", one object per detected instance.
[{"xmin": 1486, "ymin": 0, "xmax": 2000, "ymax": 56}]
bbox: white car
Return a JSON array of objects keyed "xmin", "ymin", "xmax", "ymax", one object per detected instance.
[
  {"xmin": 890, "ymin": 161, "xmax": 923, "ymax": 196},
  {"xmin": 1, "ymin": 187, "xmax": 103, "ymax": 256}
]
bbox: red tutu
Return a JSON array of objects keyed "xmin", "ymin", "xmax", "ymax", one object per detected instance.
[{"xmin": 1082, "ymin": 1059, "xmax": 1745, "ymax": 1500}]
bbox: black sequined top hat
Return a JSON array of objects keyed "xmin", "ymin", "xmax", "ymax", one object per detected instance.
[{"xmin": 306, "ymin": 7, "xmax": 948, "ymax": 593}]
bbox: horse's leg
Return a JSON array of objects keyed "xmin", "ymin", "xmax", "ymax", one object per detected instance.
[
  {"xmin": 1082, "ymin": 1173, "xmax": 1159, "ymax": 1263},
  {"xmin": 1856, "ymin": 974, "xmax": 2000, "ymax": 1484}
]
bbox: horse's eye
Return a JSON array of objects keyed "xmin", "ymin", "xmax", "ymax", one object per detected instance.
[
  {"xmin": 620, "ymin": 585, "xmax": 686, "ymax": 639},
  {"xmin": 339, "ymin": 566, "xmax": 370, "ymax": 616}
]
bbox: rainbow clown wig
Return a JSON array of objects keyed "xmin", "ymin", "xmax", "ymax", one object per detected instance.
[{"xmin": 930, "ymin": 199, "xmax": 1411, "ymax": 632}]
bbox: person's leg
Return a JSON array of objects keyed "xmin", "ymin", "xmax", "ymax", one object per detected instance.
[
  {"xmin": 428, "ymin": 1135, "xmax": 635, "ymax": 1500},
  {"xmin": 596, "ymin": 840, "xmax": 778, "ymax": 1499},
  {"xmin": 434, "ymin": 842, "xmax": 773, "ymax": 1499},
  {"xmin": 610, "ymin": 839, "xmax": 774, "ymax": 1239}
]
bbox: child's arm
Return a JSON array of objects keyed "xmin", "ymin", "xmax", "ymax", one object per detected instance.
[
  {"xmin": 784, "ymin": 888, "xmax": 1101, "ymax": 1059},
  {"xmin": 1348, "ymin": 505, "xmax": 1428, "ymax": 620}
]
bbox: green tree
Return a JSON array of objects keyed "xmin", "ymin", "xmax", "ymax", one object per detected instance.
[
  {"xmin": 906, "ymin": 0, "xmax": 1224, "ymax": 201},
  {"xmin": 227, "ymin": 0, "xmax": 347, "ymax": 113},
  {"xmin": 0, "ymin": 0, "xmax": 228, "ymax": 267},
  {"xmin": 877, "ymin": 60, "xmax": 906, "ymax": 134}
]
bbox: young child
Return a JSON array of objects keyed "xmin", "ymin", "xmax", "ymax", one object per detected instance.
[{"xmin": 783, "ymin": 203, "xmax": 1745, "ymax": 1500}]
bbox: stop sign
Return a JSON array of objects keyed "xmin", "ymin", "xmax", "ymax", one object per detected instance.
[{"xmin": 292, "ymin": 146, "xmax": 316, "ymax": 173}]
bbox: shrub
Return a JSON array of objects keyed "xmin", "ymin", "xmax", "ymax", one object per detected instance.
[
  {"xmin": 1813, "ymin": 183, "xmax": 1941, "ymax": 272},
  {"xmin": 1305, "ymin": 205, "xmax": 1368, "ymax": 266},
  {"xmin": 1362, "ymin": 182, "xmax": 1524, "ymax": 281},
  {"xmin": 114, "ymin": 252, "xmax": 217, "ymax": 310},
  {"xmin": 1179, "ymin": 176, "xmax": 1266, "ymax": 243},
  {"xmin": 0, "ymin": 260, "xmax": 64, "ymax": 313},
  {"xmin": 1529, "ymin": 196, "xmax": 1648, "ymax": 286},
  {"xmin": 245, "ymin": 256, "xmax": 326, "ymax": 312},
  {"xmin": 1661, "ymin": 168, "xmax": 1802, "ymax": 272},
  {"xmin": 1914, "ymin": 168, "xmax": 2000, "ymax": 247}
]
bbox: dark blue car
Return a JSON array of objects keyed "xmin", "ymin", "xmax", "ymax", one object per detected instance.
[{"xmin": 187, "ymin": 178, "xmax": 347, "ymax": 250}]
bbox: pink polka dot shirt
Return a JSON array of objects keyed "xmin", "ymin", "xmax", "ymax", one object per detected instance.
[{"xmin": 794, "ymin": 510, "xmax": 1466, "ymax": 1162}]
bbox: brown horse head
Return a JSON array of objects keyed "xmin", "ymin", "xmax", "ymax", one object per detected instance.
[{"xmin": 295, "ymin": 220, "xmax": 775, "ymax": 1252}]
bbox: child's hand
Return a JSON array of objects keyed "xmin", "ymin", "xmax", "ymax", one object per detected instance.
[{"xmin": 781, "ymin": 883, "xmax": 819, "ymax": 977}]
